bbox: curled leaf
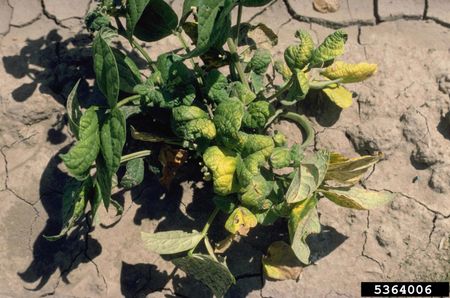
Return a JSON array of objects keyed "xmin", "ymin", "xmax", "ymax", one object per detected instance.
[
  {"xmin": 242, "ymin": 101, "xmax": 274, "ymax": 129},
  {"xmin": 225, "ymin": 206, "xmax": 257, "ymax": 236},
  {"xmin": 325, "ymin": 152, "xmax": 383, "ymax": 185},
  {"xmin": 321, "ymin": 61, "xmax": 377, "ymax": 83},
  {"xmin": 158, "ymin": 145, "xmax": 188, "ymax": 189},
  {"xmin": 203, "ymin": 146, "xmax": 238, "ymax": 195},
  {"xmin": 288, "ymin": 196, "xmax": 321, "ymax": 264},
  {"xmin": 322, "ymin": 84, "xmax": 353, "ymax": 108},
  {"xmin": 284, "ymin": 30, "xmax": 315, "ymax": 70},
  {"xmin": 310, "ymin": 30, "xmax": 347, "ymax": 67},
  {"xmin": 247, "ymin": 48, "xmax": 271, "ymax": 75},
  {"xmin": 262, "ymin": 241, "xmax": 303, "ymax": 280},
  {"xmin": 320, "ymin": 187, "xmax": 394, "ymax": 210}
]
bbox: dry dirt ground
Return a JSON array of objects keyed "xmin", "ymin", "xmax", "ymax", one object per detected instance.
[{"xmin": 0, "ymin": 0, "xmax": 450, "ymax": 297}]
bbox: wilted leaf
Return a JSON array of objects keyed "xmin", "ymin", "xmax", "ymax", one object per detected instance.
[
  {"xmin": 66, "ymin": 80, "xmax": 82, "ymax": 139},
  {"xmin": 325, "ymin": 152, "xmax": 383, "ymax": 185},
  {"xmin": 321, "ymin": 187, "xmax": 394, "ymax": 210},
  {"xmin": 262, "ymin": 241, "xmax": 303, "ymax": 280},
  {"xmin": 321, "ymin": 61, "xmax": 377, "ymax": 83},
  {"xmin": 322, "ymin": 84, "xmax": 353, "ymax": 108},
  {"xmin": 225, "ymin": 206, "xmax": 257, "ymax": 236},
  {"xmin": 141, "ymin": 230, "xmax": 203, "ymax": 254},
  {"xmin": 310, "ymin": 30, "xmax": 347, "ymax": 67},
  {"xmin": 215, "ymin": 234, "xmax": 236, "ymax": 253},
  {"xmin": 286, "ymin": 150, "xmax": 329, "ymax": 203},
  {"xmin": 172, "ymin": 254, "xmax": 235, "ymax": 297},
  {"xmin": 288, "ymin": 196, "xmax": 320, "ymax": 264},
  {"xmin": 44, "ymin": 178, "xmax": 90, "ymax": 240},
  {"xmin": 158, "ymin": 145, "xmax": 188, "ymax": 189},
  {"xmin": 284, "ymin": 30, "xmax": 314, "ymax": 70}
]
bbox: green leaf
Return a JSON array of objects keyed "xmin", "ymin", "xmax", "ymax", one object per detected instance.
[
  {"xmin": 250, "ymin": 71, "xmax": 265, "ymax": 94},
  {"xmin": 44, "ymin": 178, "xmax": 90, "ymax": 240},
  {"xmin": 310, "ymin": 30, "xmax": 347, "ymax": 67},
  {"xmin": 100, "ymin": 108, "xmax": 126, "ymax": 174},
  {"xmin": 322, "ymin": 84, "xmax": 353, "ymax": 109},
  {"xmin": 247, "ymin": 48, "xmax": 271, "ymax": 75},
  {"xmin": 213, "ymin": 195, "xmax": 236, "ymax": 214},
  {"xmin": 242, "ymin": 101, "xmax": 274, "ymax": 129},
  {"xmin": 225, "ymin": 206, "xmax": 258, "ymax": 236},
  {"xmin": 239, "ymin": 174, "xmax": 272, "ymax": 210},
  {"xmin": 172, "ymin": 106, "xmax": 216, "ymax": 141},
  {"xmin": 320, "ymin": 187, "xmax": 394, "ymax": 210},
  {"xmin": 262, "ymin": 241, "xmax": 303, "ymax": 280},
  {"xmin": 120, "ymin": 158, "xmax": 145, "ymax": 189},
  {"xmin": 93, "ymin": 29, "xmax": 120, "ymax": 108},
  {"xmin": 285, "ymin": 150, "xmax": 329, "ymax": 203},
  {"xmin": 213, "ymin": 99, "xmax": 245, "ymax": 146},
  {"xmin": 112, "ymin": 49, "xmax": 142, "ymax": 94},
  {"xmin": 182, "ymin": 0, "xmax": 200, "ymax": 19},
  {"xmin": 127, "ymin": 0, "xmax": 178, "ymax": 42},
  {"xmin": 241, "ymin": 0, "xmax": 272, "ymax": 7},
  {"xmin": 288, "ymin": 196, "xmax": 320, "ymax": 264},
  {"xmin": 230, "ymin": 82, "xmax": 256, "ymax": 105},
  {"xmin": 173, "ymin": 254, "xmax": 236, "ymax": 297},
  {"xmin": 60, "ymin": 107, "xmax": 100, "ymax": 179},
  {"xmin": 185, "ymin": 0, "xmax": 235, "ymax": 58},
  {"xmin": 141, "ymin": 230, "xmax": 204, "ymax": 254},
  {"xmin": 284, "ymin": 30, "xmax": 314, "ymax": 70},
  {"xmin": 66, "ymin": 80, "xmax": 82, "ymax": 139},
  {"xmin": 204, "ymin": 69, "xmax": 230, "ymax": 103},
  {"xmin": 285, "ymin": 69, "xmax": 309, "ymax": 102},
  {"xmin": 96, "ymin": 154, "xmax": 113, "ymax": 209}
]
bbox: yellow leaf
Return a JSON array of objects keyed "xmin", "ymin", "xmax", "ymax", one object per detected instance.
[
  {"xmin": 203, "ymin": 146, "xmax": 238, "ymax": 195},
  {"xmin": 321, "ymin": 187, "xmax": 394, "ymax": 210},
  {"xmin": 325, "ymin": 152, "xmax": 383, "ymax": 185},
  {"xmin": 262, "ymin": 241, "xmax": 303, "ymax": 280},
  {"xmin": 321, "ymin": 61, "xmax": 377, "ymax": 83},
  {"xmin": 322, "ymin": 84, "xmax": 353, "ymax": 108},
  {"xmin": 224, "ymin": 207, "xmax": 257, "ymax": 236}
]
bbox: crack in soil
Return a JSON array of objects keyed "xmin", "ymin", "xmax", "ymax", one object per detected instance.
[{"xmin": 361, "ymin": 211, "xmax": 385, "ymax": 272}]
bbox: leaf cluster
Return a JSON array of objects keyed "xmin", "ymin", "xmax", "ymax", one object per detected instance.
[{"xmin": 50, "ymin": 0, "xmax": 389, "ymax": 296}]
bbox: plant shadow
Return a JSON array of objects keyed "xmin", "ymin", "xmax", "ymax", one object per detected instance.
[{"xmin": 18, "ymin": 145, "xmax": 103, "ymax": 292}]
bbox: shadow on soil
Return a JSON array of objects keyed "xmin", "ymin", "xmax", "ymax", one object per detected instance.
[{"xmin": 13, "ymin": 30, "xmax": 349, "ymax": 298}]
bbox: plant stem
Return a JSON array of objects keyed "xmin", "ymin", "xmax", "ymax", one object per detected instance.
[
  {"xmin": 264, "ymin": 109, "xmax": 283, "ymax": 129},
  {"xmin": 280, "ymin": 112, "xmax": 315, "ymax": 149},
  {"xmin": 226, "ymin": 37, "xmax": 250, "ymax": 89},
  {"xmin": 204, "ymin": 236, "xmax": 218, "ymax": 261},
  {"xmin": 235, "ymin": 3, "xmax": 243, "ymax": 45},
  {"xmin": 188, "ymin": 207, "xmax": 220, "ymax": 255},
  {"xmin": 120, "ymin": 150, "xmax": 152, "ymax": 163},
  {"xmin": 309, "ymin": 78, "xmax": 342, "ymax": 89},
  {"xmin": 131, "ymin": 38, "xmax": 156, "ymax": 71},
  {"xmin": 117, "ymin": 94, "xmax": 141, "ymax": 107},
  {"xmin": 173, "ymin": 30, "xmax": 204, "ymax": 84},
  {"xmin": 267, "ymin": 78, "xmax": 293, "ymax": 102}
]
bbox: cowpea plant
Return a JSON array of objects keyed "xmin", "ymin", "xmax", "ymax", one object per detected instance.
[{"xmin": 48, "ymin": 0, "xmax": 393, "ymax": 295}]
